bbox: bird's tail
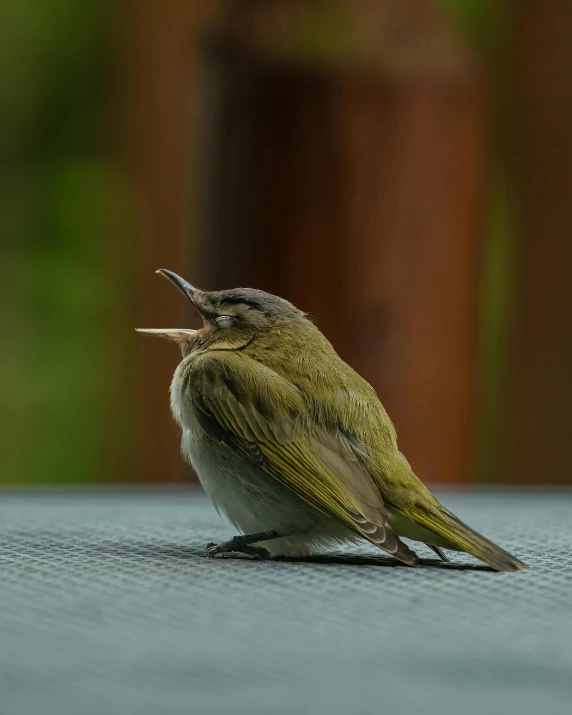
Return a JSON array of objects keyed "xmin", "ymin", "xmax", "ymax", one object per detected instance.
[{"xmin": 411, "ymin": 505, "xmax": 529, "ymax": 572}]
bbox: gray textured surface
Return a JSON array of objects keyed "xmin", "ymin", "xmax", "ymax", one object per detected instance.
[{"xmin": 0, "ymin": 488, "xmax": 571, "ymax": 715}]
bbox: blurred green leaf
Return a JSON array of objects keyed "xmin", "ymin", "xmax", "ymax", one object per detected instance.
[
  {"xmin": 0, "ymin": 1, "xmax": 129, "ymax": 484},
  {"xmin": 477, "ymin": 168, "xmax": 515, "ymax": 483},
  {"xmin": 436, "ymin": 0, "xmax": 506, "ymax": 55}
]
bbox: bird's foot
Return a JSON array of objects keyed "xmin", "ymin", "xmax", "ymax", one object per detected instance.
[
  {"xmin": 205, "ymin": 538, "xmax": 271, "ymax": 560},
  {"xmin": 427, "ymin": 544, "xmax": 449, "ymax": 562}
]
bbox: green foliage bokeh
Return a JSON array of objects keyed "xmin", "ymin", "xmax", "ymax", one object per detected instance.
[{"xmin": 0, "ymin": 1, "xmax": 129, "ymax": 483}]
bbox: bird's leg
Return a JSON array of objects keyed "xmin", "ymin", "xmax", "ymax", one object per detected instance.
[
  {"xmin": 205, "ymin": 530, "xmax": 282, "ymax": 559},
  {"xmin": 427, "ymin": 544, "xmax": 449, "ymax": 561}
]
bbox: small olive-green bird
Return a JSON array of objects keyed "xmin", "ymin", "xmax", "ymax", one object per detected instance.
[{"xmin": 138, "ymin": 269, "xmax": 528, "ymax": 571}]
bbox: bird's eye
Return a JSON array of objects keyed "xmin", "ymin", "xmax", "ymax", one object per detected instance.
[{"xmin": 215, "ymin": 315, "xmax": 236, "ymax": 329}]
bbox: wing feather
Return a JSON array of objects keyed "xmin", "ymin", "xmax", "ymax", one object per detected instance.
[{"xmin": 187, "ymin": 352, "xmax": 418, "ymax": 565}]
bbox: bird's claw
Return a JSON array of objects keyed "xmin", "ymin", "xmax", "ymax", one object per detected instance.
[{"xmin": 205, "ymin": 541, "xmax": 271, "ymax": 559}]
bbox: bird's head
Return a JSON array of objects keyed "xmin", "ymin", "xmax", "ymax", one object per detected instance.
[{"xmin": 137, "ymin": 269, "xmax": 307, "ymax": 357}]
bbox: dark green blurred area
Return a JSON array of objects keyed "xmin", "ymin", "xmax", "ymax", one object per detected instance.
[
  {"xmin": 1, "ymin": 1, "xmax": 129, "ymax": 483},
  {"xmin": 1, "ymin": 1, "xmax": 569, "ymax": 485}
]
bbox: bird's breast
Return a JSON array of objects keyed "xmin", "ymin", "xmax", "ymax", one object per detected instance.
[{"xmin": 169, "ymin": 361, "xmax": 195, "ymax": 426}]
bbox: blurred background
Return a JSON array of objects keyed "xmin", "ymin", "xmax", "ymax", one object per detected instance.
[{"xmin": 1, "ymin": 0, "xmax": 570, "ymax": 487}]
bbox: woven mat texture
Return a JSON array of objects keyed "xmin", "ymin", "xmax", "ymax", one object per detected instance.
[{"xmin": 1, "ymin": 489, "xmax": 570, "ymax": 715}]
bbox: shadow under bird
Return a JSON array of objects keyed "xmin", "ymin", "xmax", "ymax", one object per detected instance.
[{"xmin": 137, "ymin": 269, "xmax": 528, "ymax": 571}]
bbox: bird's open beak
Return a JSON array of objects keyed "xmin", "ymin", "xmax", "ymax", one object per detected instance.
[
  {"xmin": 135, "ymin": 327, "xmax": 197, "ymax": 342},
  {"xmin": 155, "ymin": 268, "xmax": 199, "ymax": 302},
  {"xmin": 136, "ymin": 269, "xmax": 201, "ymax": 343}
]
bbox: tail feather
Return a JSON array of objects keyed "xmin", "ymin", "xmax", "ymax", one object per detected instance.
[{"xmin": 412, "ymin": 506, "xmax": 529, "ymax": 572}]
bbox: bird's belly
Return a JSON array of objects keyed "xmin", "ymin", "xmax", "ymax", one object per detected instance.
[{"xmin": 180, "ymin": 428, "xmax": 356, "ymax": 556}]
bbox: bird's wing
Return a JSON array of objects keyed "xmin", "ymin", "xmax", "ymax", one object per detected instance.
[{"xmin": 186, "ymin": 352, "xmax": 418, "ymax": 565}]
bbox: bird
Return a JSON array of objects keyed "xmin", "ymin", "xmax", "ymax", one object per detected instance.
[{"xmin": 137, "ymin": 268, "xmax": 528, "ymax": 571}]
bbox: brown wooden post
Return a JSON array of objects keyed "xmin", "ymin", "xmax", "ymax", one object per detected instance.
[
  {"xmin": 336, "ymin": 80, "xmax": 487, "ymax": 485},
  {"xmin": 119, "ymin": 1, "xmax": 216, "ymax": 481},
  {"xmin": 210, "ymin": 0, "xmax": 487, "ymax": 484},
  {"xmin": 500, "ymin": 0, "xmax": 572, "ymax": 484}
]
